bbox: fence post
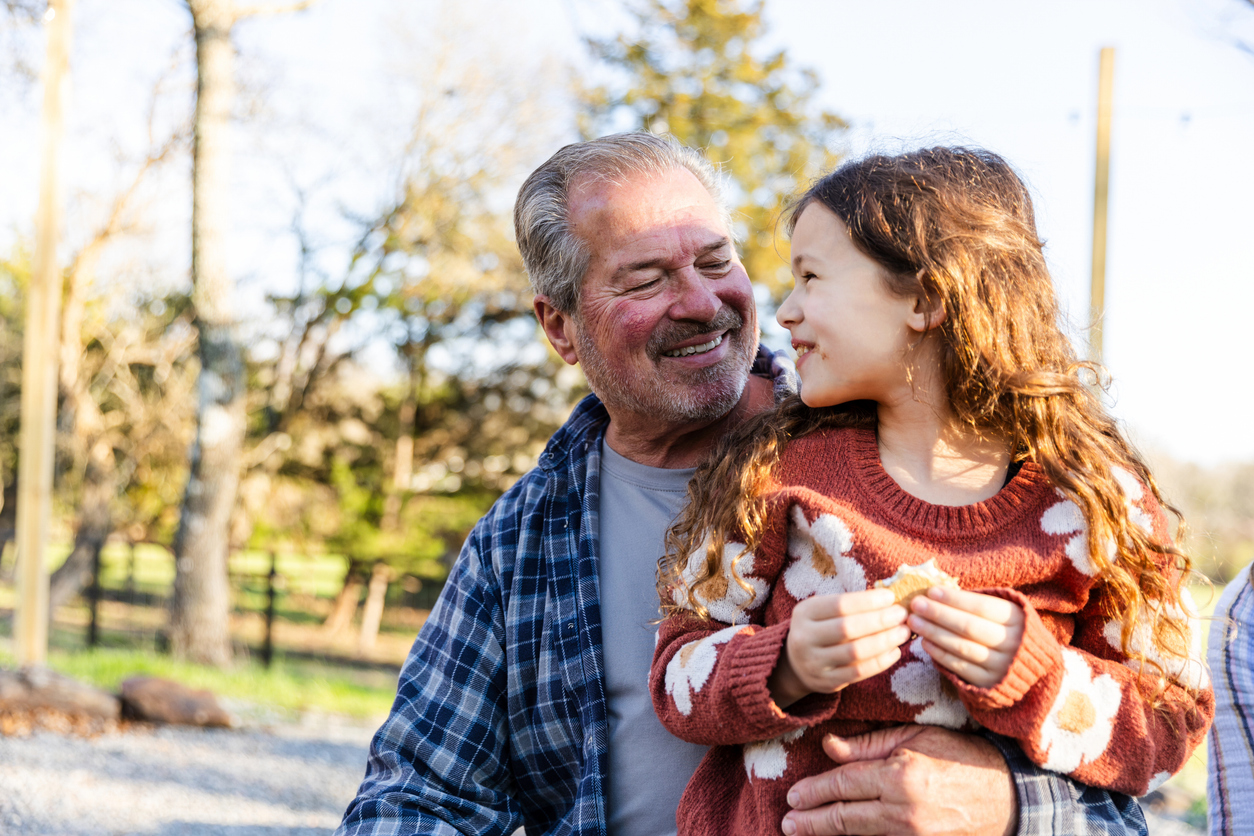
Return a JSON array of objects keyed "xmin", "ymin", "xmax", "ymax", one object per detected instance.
[
  {"xmin": 126, "ymin": 541, "xmax": 136, "ymax": 606},
  {"xmin": 87, "ymin": 545, "xmax": 101, "ymax": 648},
  {"xmin": 263, "ymin": 550, "xmax": 277, "ymax": 668}
]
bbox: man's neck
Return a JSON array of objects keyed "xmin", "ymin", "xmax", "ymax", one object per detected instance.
[{"xmin": 603, "ymin": 374, "xmax": 774, "ymax": 469}]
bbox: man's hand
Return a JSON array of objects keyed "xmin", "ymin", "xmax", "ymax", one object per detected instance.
[
  {"xmin": 908, "ymin": 588, "xmax": 1025, "ymax": 689},
  {"xmin": 781, "ymin": 725, "xmax": 1017, "ymax": 836}
]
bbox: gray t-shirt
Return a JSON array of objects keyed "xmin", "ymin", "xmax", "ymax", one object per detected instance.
[{"xmin": 597, "ymin": 441, "xmax": 709, "ymax": 836}]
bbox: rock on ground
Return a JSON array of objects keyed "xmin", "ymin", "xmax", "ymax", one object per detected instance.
[{"xmin": 0, "ymin": 706, "xmax": 378, "ymax": 836}]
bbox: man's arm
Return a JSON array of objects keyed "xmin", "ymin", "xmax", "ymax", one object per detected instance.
[
  {"xmin": 337, "ymin": 531, "xmax": 521, "ymax": 836},
  {"xmin": 779, "ymin": 726, "xmax": 1145, "ymax": 836}
]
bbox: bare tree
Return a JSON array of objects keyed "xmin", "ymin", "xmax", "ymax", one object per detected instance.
[
  {"xmin": 171, "ymin": 0, "xmax": 312, "ymax": 665},
  {"xmin": 48, "ymin": 112, "xmax": 187, "ymax": 614}
]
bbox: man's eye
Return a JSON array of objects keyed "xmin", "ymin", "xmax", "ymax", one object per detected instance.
[{"xmin": 701, "ymin": 260, "xmax": 731, "ymax": 273}]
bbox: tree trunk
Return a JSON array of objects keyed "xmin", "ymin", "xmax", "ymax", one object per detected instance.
[
  {"xmin": 48, "ymin": 439, "xmax": 114, "ymax": 613},
  {"xmin": 322, "ymin": 559, "xmax": 364, "ymax": 638},
  {"xmin": 356, "ymin": 561, "xmax": 391, "ymax": 655},
  {"xmin": 169, "ymin": 0, "xmax": 243, "ymax": 666}
]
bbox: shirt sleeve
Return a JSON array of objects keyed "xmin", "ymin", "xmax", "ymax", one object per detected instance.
[
  {"xmin": 982, "ymin": 732, "xmax": 1147, "ymax": 836},
  {"xmin": 944, "ymin": 495, "xmax": 1213, "ymax": 797},
  {"xmin": 649, "ymin": 494, "xmax": 843, "ymax": 746},
  {"xmin": 1206, "ymin": 565, "xmax": 1254, "ymax": 836},
  {"xmin": 337, "ymin": 527, "xmax": 522, "ymax": 836}
]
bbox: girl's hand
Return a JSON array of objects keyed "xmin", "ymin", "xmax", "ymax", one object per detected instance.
[
  {"xmin": 908, "ymin": 588, "xmax": 1025, "ymax": 688},
  {"xmin": 770, "ymin": 588, "xmax": 909, "ymax": 708}
]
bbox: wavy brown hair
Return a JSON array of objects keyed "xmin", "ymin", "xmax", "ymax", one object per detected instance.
[{"xmin": 659, "ymin": 146, "xmax": 1198, "ymax": 700}]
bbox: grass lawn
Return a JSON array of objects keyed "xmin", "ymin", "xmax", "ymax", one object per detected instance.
[
  {"xmin": 0, "ymin": 542, "xmax": 428, "ymax": 721},
  {"xmin": 0, "ymin": 644, "xmax": 397, "ymax": 719}
]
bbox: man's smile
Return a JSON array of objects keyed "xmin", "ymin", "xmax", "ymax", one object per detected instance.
[{"xmin": 662, "ymin": 333, "xmax": 726, "ymax": 358}]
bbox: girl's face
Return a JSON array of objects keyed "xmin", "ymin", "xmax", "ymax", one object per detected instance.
[{"xmin": 777, "ymin": 203, "xmax": 924, "ymax": 409}]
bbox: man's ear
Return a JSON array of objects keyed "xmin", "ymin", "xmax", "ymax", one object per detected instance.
[
  {"xmin": 534, "ymin": 295, "xmax": 581, "ymax": 366},
  {"xmin": 907, "ymin": 292, "xmax": 947, "ymax": 334}
]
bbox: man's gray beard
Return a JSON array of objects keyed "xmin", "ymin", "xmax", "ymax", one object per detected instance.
[{"xmin": 573, "ymin": 315, "xmax": 754, "ymax": 426}]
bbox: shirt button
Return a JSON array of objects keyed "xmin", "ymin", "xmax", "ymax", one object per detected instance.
[{"xmin": 565, "ymin": 621, "xmax": 576, "ymax": 634}]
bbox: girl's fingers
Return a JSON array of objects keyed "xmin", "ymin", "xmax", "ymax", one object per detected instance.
[
  {"xmin": 925, "ymin": 587, "xmax": 1021, "ymax": 626},
  {"xmin": 800, "ymin": 605, "xmax": 908, "ymax": 647},
  {"xmin": 921, "ymin": 638, "xmax": 1003, "ymax": 688},
  {"xmin": 909, "ymin": 593, "xmax": 1019, "ymax": 650},
  {"xmin": 908, "ymin": 614, "xmax": 1005, "ymax": 667},
  {"xmin": 798, "ymin": 588, "xmax": 899, "ymax": 621},
  {"xmin": 820, "ymin": 625, "xmax": 912, "ymax": 667},
  {"xmin": 827, "ymin": 645, "xmax": 904, "ymax": 690}
]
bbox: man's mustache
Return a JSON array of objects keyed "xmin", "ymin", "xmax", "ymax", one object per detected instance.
[{"xmin": 647, "ymin": 307, "xmax": 745, "ymax": 358}]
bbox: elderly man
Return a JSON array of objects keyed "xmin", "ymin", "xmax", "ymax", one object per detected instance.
[{"xmin": 338, "ymin": 133, "xmax": 1145, "ymax": 836}]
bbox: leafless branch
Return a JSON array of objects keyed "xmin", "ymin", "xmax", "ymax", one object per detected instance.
[{"xmin": 233, "ymin": 0, "xmax": 315, "ymax": 21}]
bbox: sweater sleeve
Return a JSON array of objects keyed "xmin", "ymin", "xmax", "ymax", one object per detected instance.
[
  {"xmin": 648, "ymin": 494, "xmax": 843, "ymax": 746},
  {"xmin": 942, "ymin": 491, "xmax": 1214, "ymax": 797}
]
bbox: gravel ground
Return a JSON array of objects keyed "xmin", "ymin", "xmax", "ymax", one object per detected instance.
[
  {"xmin": 0, "ymin": 705, "xmax": 1203, "ymax": 836},
  {"xmin": 0, "ymin": 706, "xmax": 379, "ymax": 836}
]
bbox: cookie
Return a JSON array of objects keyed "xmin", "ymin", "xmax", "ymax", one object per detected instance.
[{"xmin": 874, "ymin": 559, "xmax": 960, "ymax": 607}]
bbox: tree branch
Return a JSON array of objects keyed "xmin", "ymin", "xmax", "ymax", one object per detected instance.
[{"xmin": 233, "ymin": 0, "xmax": 316, "ymax": 21}]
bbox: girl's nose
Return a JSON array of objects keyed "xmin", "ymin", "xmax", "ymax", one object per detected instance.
[{"xmin": 776, "ymin": 287, "xmax": 802, "ymax": 329}]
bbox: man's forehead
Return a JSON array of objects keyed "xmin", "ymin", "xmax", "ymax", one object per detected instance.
[{"xmin": 568, "ymin": 168, "xmax": 729, "ymax": 258}]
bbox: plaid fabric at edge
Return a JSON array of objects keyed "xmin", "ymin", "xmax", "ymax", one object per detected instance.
[
  {"xmin": 337, "ymin": 344, "xmax": 1147, "ymax": 836},
  {"xmin": 1207, "ymin": 563, "xmax": 1254, "ymax": 835},
  {"xmin": 985, "ymin": 733, "xmax": 1147, "ymax": 836}
]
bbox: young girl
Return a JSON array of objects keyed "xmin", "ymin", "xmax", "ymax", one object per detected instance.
[{"xmin": 649, "ymin": 147, "xmax": 1213, "ymax": 836}]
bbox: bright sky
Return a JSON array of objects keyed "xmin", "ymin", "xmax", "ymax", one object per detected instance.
[{"xmin": 1, "ymin": 0, "xmax": 1251, "ymax": 466}]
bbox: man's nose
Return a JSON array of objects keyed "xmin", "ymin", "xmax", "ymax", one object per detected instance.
[{"xmin": 668, "ymin": 268, "xmax": 721, "ymax": 321}]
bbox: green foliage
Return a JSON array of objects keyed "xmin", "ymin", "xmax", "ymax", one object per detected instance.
[
  {"xmin": 584, "ymin": 0, "xmax": 848, "ymax": 296},
  {"xmin": 0, "ymin": 246, "xmax": 28, "ymax": 502}
]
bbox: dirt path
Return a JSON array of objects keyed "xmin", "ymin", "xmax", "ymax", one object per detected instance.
[{"xmin": 0, "ymin": 709, "xmax": 378, "ymax": 836}]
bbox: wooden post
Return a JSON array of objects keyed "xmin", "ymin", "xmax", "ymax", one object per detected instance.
[
  {"xmin": 263, "ymin": 550, "xmax": 277, "ymax": 668},
  {"xmin": 126, "ymin": 540, "xmax": 136, "ymax": 605},
  {"xmin": 87, "ymin": 544, "xmax": 101, "ymax": 648},
  {"xmin": 1090, "ymin": 46, "xmax": 1115, "ymax": 365},
  {"xmin": 15, "ymin": 0, "xmax": 75, "ymax": 667}
]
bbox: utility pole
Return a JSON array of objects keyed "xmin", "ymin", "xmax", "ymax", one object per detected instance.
[
  {"xmin": 15, "ymin": 0, "xmax": 75, "ymax": 667},
  {"xmin": 1089, "ymin": 46, "xmax": 1115, "ymax": 365}
]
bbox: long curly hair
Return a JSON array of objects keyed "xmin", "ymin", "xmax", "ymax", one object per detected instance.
[{"xmin": 659, "ymin": 146, "xmax": 1196, "ymax": 700}]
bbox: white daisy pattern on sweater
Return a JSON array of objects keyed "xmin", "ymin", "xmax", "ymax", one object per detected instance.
[
  {"xmin": 672, "ymin": 536, "xmax": 769, "ymax": 625},
  {"xmin": 1039, "ymin": 466, "xmax": 1153, "ymax": 577},
  {"xmin": 783, "ymin": 506, "xmax": 867, "ymax": 601},
  {"xmin": 665, "ymin": 624, "xmax": 746, "ymax": 716},
  {"xmin": 743, "ymin": 728, "xmax": 807, "ymax": 781},
  {"xmin": 1039, "ymin": 647, "xmax": 1122, "ymax": 774},
  {"xmin": 889, "ymin": 637, "xmax": 971, "ymax": 729},
  {"xmin": 1101, "ymin": 588, "xmax": 1209, "ymax": 691}
]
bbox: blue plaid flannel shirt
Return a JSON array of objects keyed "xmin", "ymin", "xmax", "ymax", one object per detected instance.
[{"xmin": 338, "ymin": 346, "xmax": 1146, "ymax": 836}]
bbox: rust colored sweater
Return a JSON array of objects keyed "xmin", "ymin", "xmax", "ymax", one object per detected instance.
[{"xmin": 650, "ymin": 427, "xmax": 1212, "ymax": 836}]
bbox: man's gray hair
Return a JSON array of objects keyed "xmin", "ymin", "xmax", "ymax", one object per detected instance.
[{"xmin": 514, "ymin": 132, "xmax": 732, "ymax": 315}]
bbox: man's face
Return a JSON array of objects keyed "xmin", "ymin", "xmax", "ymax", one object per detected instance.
[{"xmin": 563, "ymin": 167, "xmax": 759, "ymax": 428}]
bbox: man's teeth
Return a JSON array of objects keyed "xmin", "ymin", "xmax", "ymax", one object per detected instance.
[{"xmin": 663, "ymin": 335, "xmax": 724, "ymax": 357}]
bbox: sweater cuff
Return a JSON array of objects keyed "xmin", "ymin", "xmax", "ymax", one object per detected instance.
[
  {"xmin": 726, "ymin": 621, "xmax": 841, "ymax": 732},
  {"xmin": 943, "ymin": 588, "xmax": 1060, "ymax": 710}
]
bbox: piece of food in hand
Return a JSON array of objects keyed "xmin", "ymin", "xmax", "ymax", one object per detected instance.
[{"xmin": 874, "ymin": 559, "xmax": 960, "ymax": 607}]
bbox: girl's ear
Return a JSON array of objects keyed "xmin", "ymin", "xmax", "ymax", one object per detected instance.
[{"xmin": 907, "ymin": 293, "xmax": 946, "ymax": 334}]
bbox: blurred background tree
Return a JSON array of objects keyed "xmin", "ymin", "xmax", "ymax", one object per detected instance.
[
  {"xmin": 0, "ymin": 0, "xmax": 1249, "ymax": 674},
  {"xmin": 583, "ymin": 0, "xmax": 848, "ymax": 296}
]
